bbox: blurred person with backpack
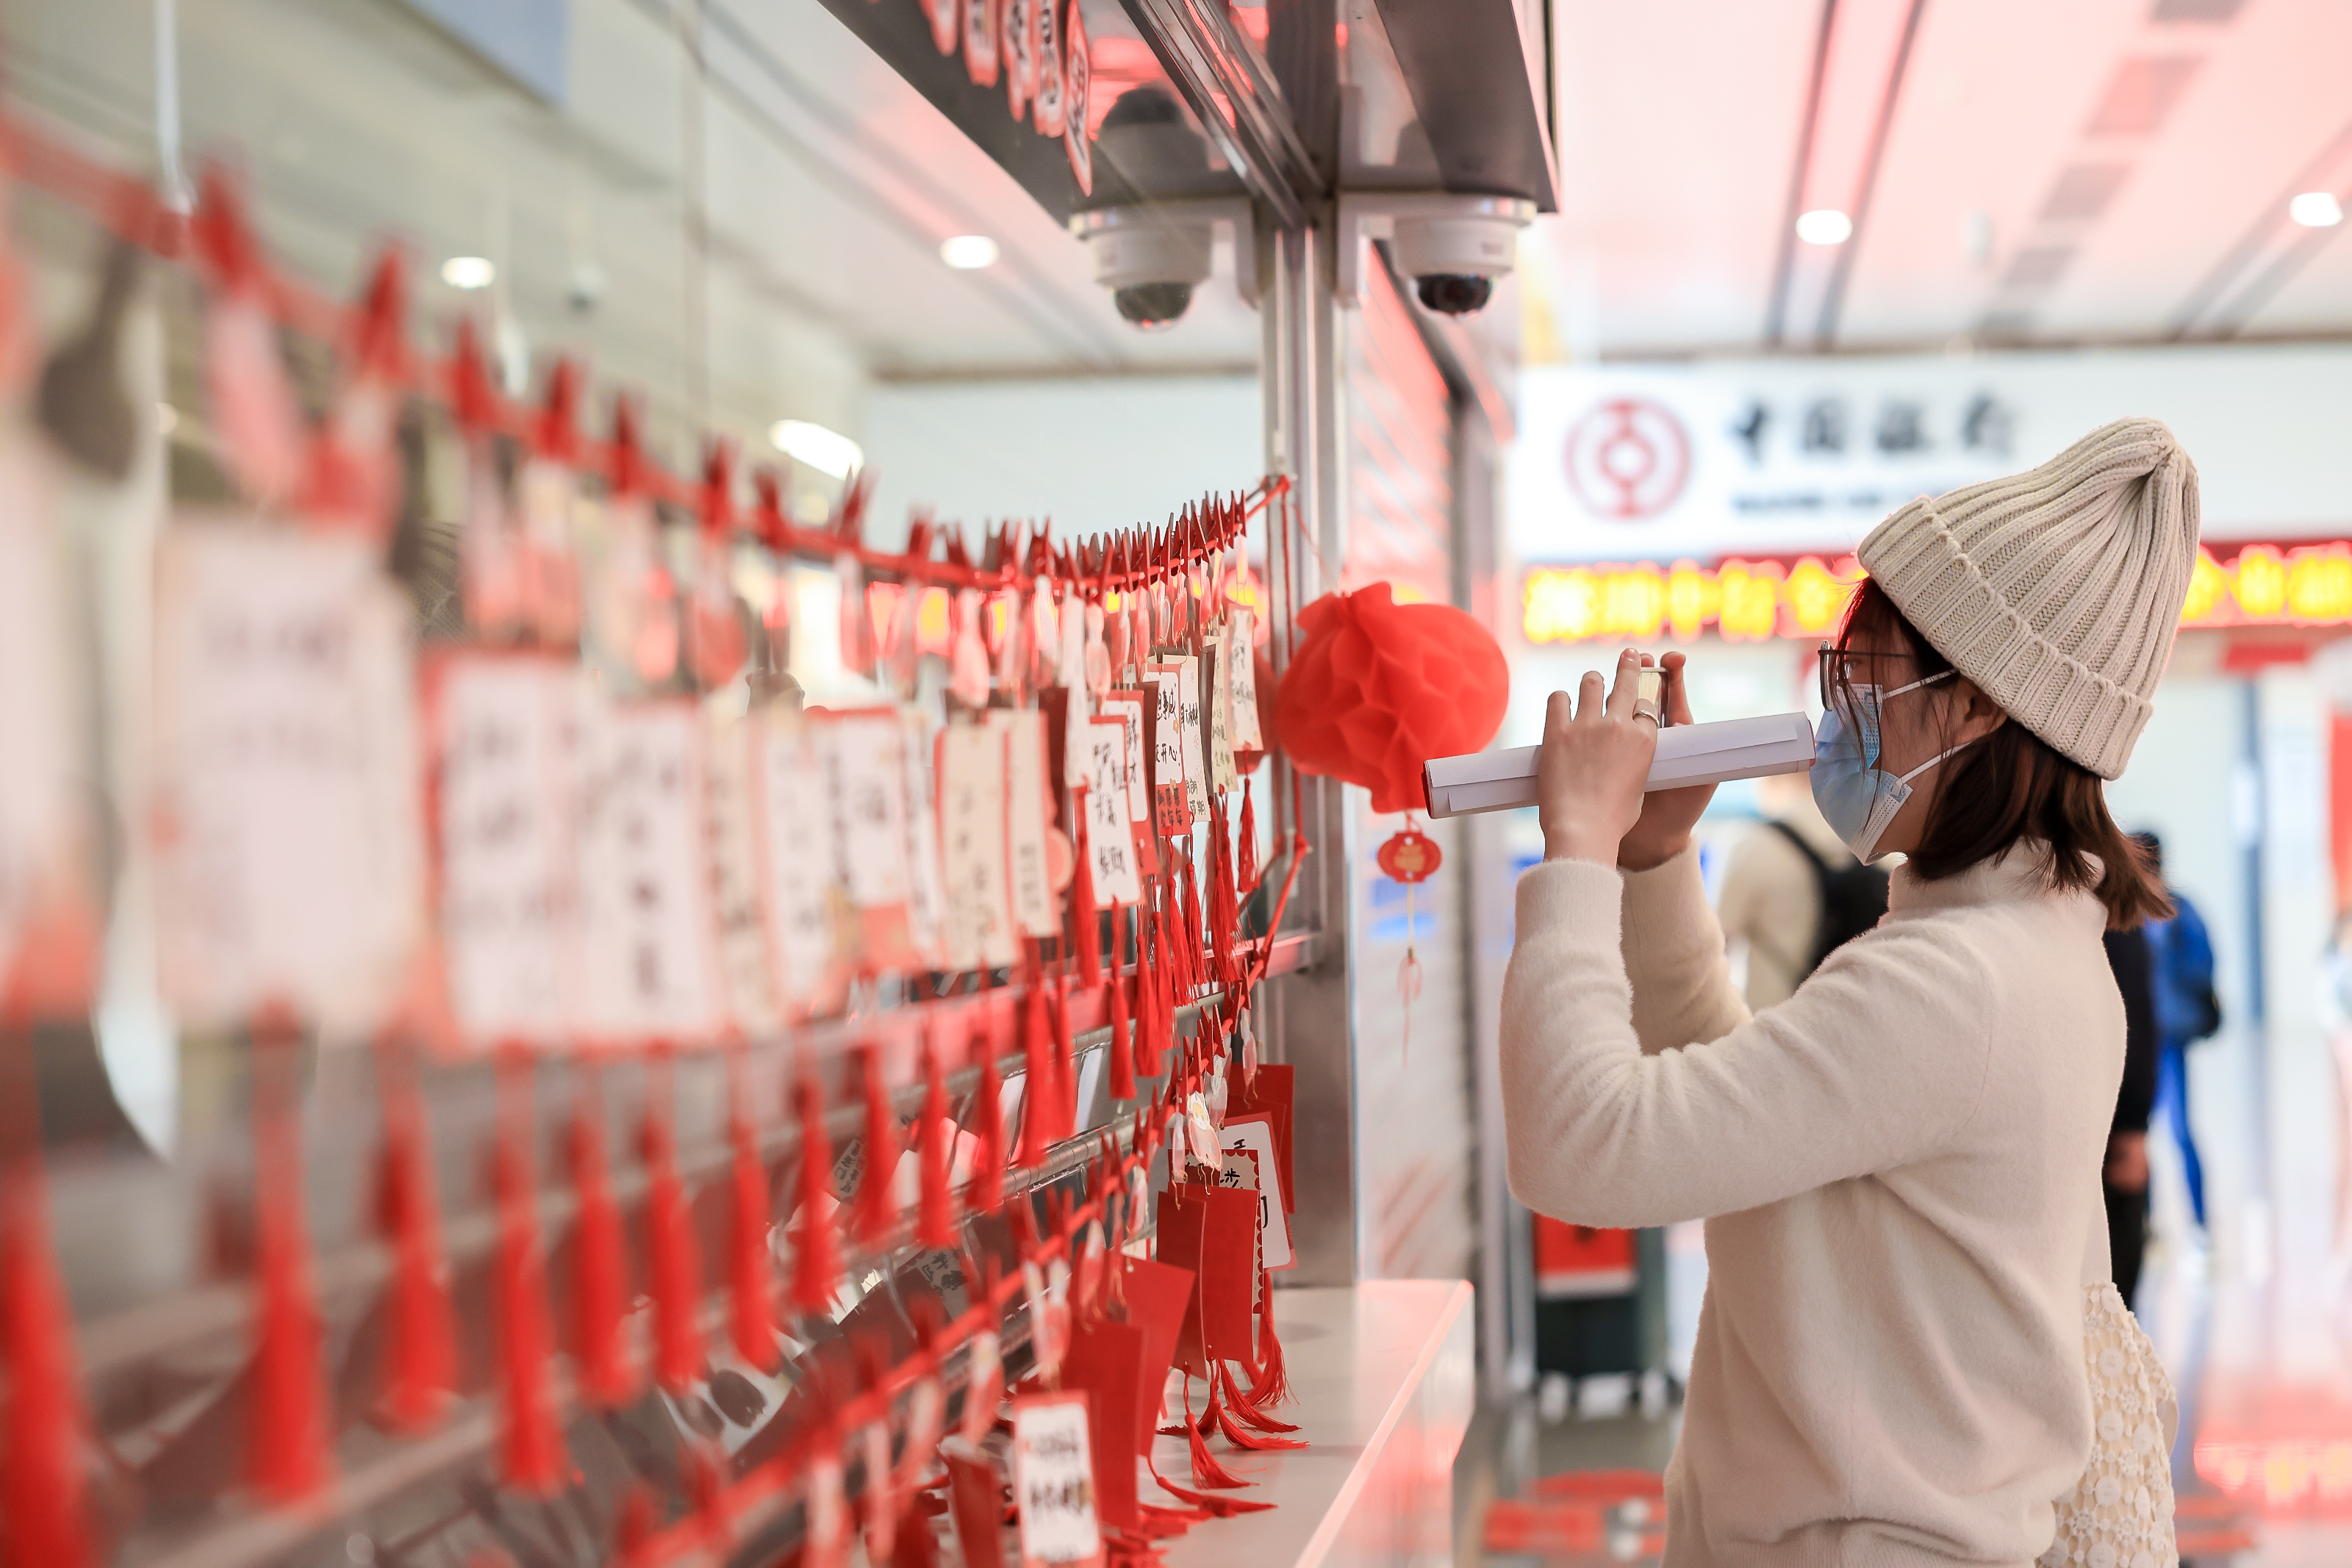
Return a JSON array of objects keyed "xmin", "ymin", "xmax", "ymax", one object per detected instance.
[
  {"xmin": 1718, "ymin": 770, "xmax": 1890, "ymax": 1007},
  {"xmin": 2134, "ymin": 831, "xmax": 2219, "ymax": 1229}
]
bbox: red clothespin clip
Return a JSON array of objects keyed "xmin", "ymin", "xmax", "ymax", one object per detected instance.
[{"xmin": 533, "ymin": 358, "xmax": 582, "ymax": 464}]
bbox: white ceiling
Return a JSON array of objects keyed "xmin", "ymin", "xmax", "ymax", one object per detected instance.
[{"xmin": 1533, "ymin": 0, "xmax": 2352, "ymax": 359}]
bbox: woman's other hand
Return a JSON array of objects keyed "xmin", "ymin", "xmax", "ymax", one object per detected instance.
[
  {"xmin": 1538, "ymin": 649, "xmax": 1663, "ymax": 866},
  {"xmin": 1618, "ymin": 651, "xmax": 1714, "ymax": 871}
]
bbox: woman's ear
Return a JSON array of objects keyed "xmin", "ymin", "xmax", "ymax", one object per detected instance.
[{"xmin": 1954, "ymin": 676, "xmax": 2009, "ymax": 742}]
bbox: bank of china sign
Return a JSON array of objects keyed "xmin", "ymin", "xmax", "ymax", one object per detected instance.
[{"xmin": 1510, "ymin": 349, "xmax": 2352, "ymax": 645}]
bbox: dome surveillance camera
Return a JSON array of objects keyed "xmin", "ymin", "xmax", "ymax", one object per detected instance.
[
  {"xmin": 1337, "ymin": 194, "xmax": 1538, "ymax": 317},
  {"xmin": 1069, "ymin": 198, "xmax": 1258, "ymax": 331}
]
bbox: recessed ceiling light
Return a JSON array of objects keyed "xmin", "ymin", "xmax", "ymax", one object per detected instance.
[
  {"xmin": 940, "ymin": 234, "xmax": 1000, "ymax": 270},
  {"xmin": 1796, "ymin": 209, "xmax": 1853, "ymax": 245},
  {"xmin": 440, "ymin": 255, "xmax": 496, "ymax": 290},
  {"xmin": 2290, "ymin": 191, "xmax": 2343, "ymax": 229},
  {"xmin": 770, "ymin": 419, "xmax": 864, "ymax": 480}
]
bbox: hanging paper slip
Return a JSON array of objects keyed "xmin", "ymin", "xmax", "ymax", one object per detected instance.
[
  {"xmin": 1175, "ymin": 653, "xmax": 1209, "ymax": 820},
  {"xmin": 0, "ymin": 432, "xmax": 73, "ymax": 982},
  {"xmin": 706, "ymin": 710, "xmax": 781, "ymax": 1037},
  {"xmin": 1204, "ymin": 636, "xmax": 1237, "ymax": 793},
  {"xmin": 1145, "ymin": 664, "xmax": 1191, "ymax": 837},
  {"xmin": 1009, "ymin": 1390, "xmax": 1104, "ymax": 1568},
  {"xmin": 813, "ymin": 708, "xmax": 918, "ymax": 969},
  {"xmin": 995, "ymin": 708, "xmax": 1058, "ymax": 940},
  {"xmin": 1219, "ymin": 1112, "xmax": 1293, "ymax": 1270},
  {"xmin": 751, "ymin": 710, "xmax": 847, "ymax": 1013},
  {"xmin": 901, "ymin": 708, "xmax": 949, "ymax": 967},
  {"xmin": 575, "ymin": 697, "xmax": 728, "ymax": 1045},
  {"xmin": 429, "ymin": 654, "xmax": 582, "ymax": 1050},
  {"xmin": 153, "ymin": 523, "xmax": 424, "ymax": 1035},
  {"xmin": 1094, "ymin": 690, "xmax": 1156, "ymax": 876},
  {"xmin": 1229, "ymin": 608, "xmax": 1263, "ymax": 749},
  {"xmin": 1083, "ymin": 718, "xmax": 1141, "ymax": 907},
  {"xmin": 938, "ymin": 720, "xmax": 1019, "ymax": 971}
]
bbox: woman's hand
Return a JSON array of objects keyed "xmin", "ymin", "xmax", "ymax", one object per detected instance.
[
  {"xmin": 1538, "ymin": 649, "xmax": 1663, "ymax": 866},
  {"xmin": 1618, "ymin": 652, "xmax": 1713, "ymax": 871}
]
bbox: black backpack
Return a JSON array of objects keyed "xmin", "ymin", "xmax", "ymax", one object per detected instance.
[{"xmin": 1768, "ymin": 821, "xmax": 1891, "ymax": 977}]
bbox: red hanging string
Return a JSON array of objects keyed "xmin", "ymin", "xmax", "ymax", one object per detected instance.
[
  {"xmin": 567, "ymin": 1065, "xmax": 635, "ymax": 1408},
  {"xmin": 1105, "ymin": 924, "xmax": 1136, "ymax": 1103},
  {"xmin": 726, "ymin": 1048, "xmax": 777, "ymax": 1373},
  {"xmin": 969, "ymin": 1043, "xmax": 1006, "ymax": 1215},
  {"xmin": 642, "ymin": 1050, "xmax": 704, "ymax": 1394},
  {"xmin": 852, "ymin": 1043, "xmax": 902, "ymax": 1248},
  {"xmin": 1131, "ymin": 904, "xmax": 1163, "ymax": 1080},
  {"xmin": 490, "ymin": 1049, "xmax": 564, "ymax": 1493},
  {"xmin": 1068, "ymin": 798, "xmax": 1102, "ymax": 984},
  {"xmin": 246, "ymin": 1010, "xmax": 336, "ymax": 1504},
  {"xmin": 789, "ymin": 1071, "xmax": 845, "ymax": 1317},
  {"xmin": 1237, "ymin": 777, "xmax": 1258, "ymax": 905},
  {"xmin": 373, "ymin": 1037, "xmax": 454, "ymax": 1432},
  {"xmin": 916, "ymin": 1034, "xmax": 956, "ymax": 1249}
]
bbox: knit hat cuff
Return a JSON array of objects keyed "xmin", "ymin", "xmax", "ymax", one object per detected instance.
[{"xmin": 1857, "ymin": 498, "xmax": 2152, "ymax": 780}]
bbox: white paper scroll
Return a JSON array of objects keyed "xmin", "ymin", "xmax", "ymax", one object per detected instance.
[
  {"xmin": 752, "ymin": 710, "xmax": 842, "ymax": 1010},
  {"xmin": 1229, "ymin": 609, "xmax": 1263, "ymax": 749},
  {"xmin": 900, "ymin": 708, "xmax": 949, "ymax": 966},
  {"xmin": 575, "ymin": 698, "xmax": 728, "ymax": 1044},
  {"xmin": 1175, "ymin": 652, "xmax": 1208, "ymax": 819},
  {"xmin": 995, "ymin": 708, "xmax": 1058, "ymax": 939},
  {"xmin": 433, "ymin": 655, "xmax": 583, "ymax": 1049},
  {"xmin": 0, "ymin": 433, "xmax": 72, "ymax": 982},
  {"xmin": 938, "ymin": 721, "xmax": 1019, "ymax": 971},
  {"xmin": 1083, "ymin": 717, "xmax": 1141, "ymax": 906},
  {"xmin": 1206, "ymin": 633, "xmax": 1237, "ymax": 793},
  {"xmin": 151, "ymin": 523, "xmax": 423, "ymax": 1035}
]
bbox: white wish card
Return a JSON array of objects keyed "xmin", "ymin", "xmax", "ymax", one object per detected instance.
[
  {"xmin": 996, "ymin": 708, "xmax": 1058, "ymax": 940},
  {"xmin": 0, "ymin": 432, "xmax": 74, "ymax": 980},
  {"xmin": 1228, "ymin": 609, "xmax": 1261, "ymax": 750},
  {"xmin": 1205, "ymin": 636, "xmax": 1236, "ymax": 793},
  {"xmin": 1175, "ymin": 653, "xmax": 1208, "ymax": 820},
  {"xmin": 1093, "ymin": 693, "xmax": 1150, "ymax": 825},
  {"xmin": 1010, "ymin": 1391, "xmax": 1103, "ymax": 1568},
  {"xmin": 1218, "ymin": 1113, "xmax": 1293, "ymax": 1270},
  {"xmin": 1083, "ymin": 718, "xmax": 1140, "ymax": 907},
  {"xmin": 751, "ymin": 710, "xmax": 845, "ymax": 1012},
  {"xmin": 706, "ymin": 709, "xmax": 781, "ymax": 1037},
  {"xmin": 1146, "ymin": 664, "xmax": 1191, "ymax": 836},
  {"xmin": 814, "ymin": 707, "xmax": 918, "ymax": 968},
  {"xmin": 575, "ymin": 697, "xmax": 728, "ymax": 1045},
  {"xmin": 153, "ymin": 523, "xmax": 423, "ymax": 1034},
  {"xmin": 937, "ymin": 720, "xmax": 1018, "ymax": 971},
  {"xmin": 430, "ymin": 654, "xmax": 582, "ymax": 1049},
  {"xmin": 900, "ymin": 708, "xmax": 948, "ymax": 968}
]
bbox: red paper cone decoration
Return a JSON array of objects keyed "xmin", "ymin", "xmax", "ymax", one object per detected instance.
[
  {"xmin": 916, "ymin": 1037, "xmax": 956, "ymax": 1250},
  {"xmin": 852, "ymin": 1044, "xmax": 901, "ymax": 1248},
  {"xmin": 789, "ymin": 1073, "xmax": 844, "ymax": 1317},
  {"xmin": 1105, "ymin": 951, "xmax": 1136, "ymax": 1104},
  {"xmin": 247, "ymin": 1019, "xmax": 335, "ymax": 1504},
  {"xmin": 1237, "ymin": 777, "xmax": 1258, "ymax": 902},
  {"xmin": 0, "ymin": 1155, "xmax": 93, "ymax": 1568},
  {"xmin": 727, "ymin": 1052, "xmax": 776, "ymax": 1373},
  {"xmin": 642, "ymin": 1056, "xmax": 704, "ymax": 1394},
  {"xmin": 490, "ymin": 1052, "xmax": 564, "ymax": 1493},
  {"xmin": 567, "ymin": 1069, "xmax": 635, "ymax": 1409},
  {"xmin": 969, "ymin": 1045, "xmax": 1006, "ymax": 1215},
  {"xmin": 374, "ymin": 1045, "xmax": 454, "ymax": 1432},
  {"xmin": 1274, "ymin": 580, "xmax": 1508, "ymax": 813}
]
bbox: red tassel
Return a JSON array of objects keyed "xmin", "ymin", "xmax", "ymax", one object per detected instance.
[
  {"xmin": 1237, "ymin": 778, "xmax": 1258, "ymax": 900},
  {"xmin": 1244, "ymin": 1267, "xmax": 1292, "ymax": 1412},
  {"xmin": 917, "ymin": 1036, "xmax": 956, "ymax": 1248},
  {"xmin": 1179, "ymin": 859, "xmax": 1204, "ymax": 995},
  {"xmin": 491, "ymin": 1051, "xmax": 564, "ymax": 1493},
  {"xmin": 0, "ymin": 1151, "xmax": 93, "ymax": 1568},
  {"xmin": 1146, "ymin": 1454, "xmax": 1271, "ymax": 1518},
  {"xmin": 1014, "ymin": 973, "xmax": 1056, "ymax": 1168},
  {"xmin": 567, "ymin": 1067, "xmax": 635, "ymax": 1407},
  {"xmin": 1177, "ymin": 1377, "xmax": 1248, "ymax": 1490},
  {"xmin": 1105, "ymin": 943, "xmax": 1136, "ymax": 1103},
  {"xmin": 969, "ymin": 1045, "xmax": 1006, "ymax": 1215},
  {"xmin": 374, "ymin": 1043, "xmax": 454, "ymax": 1431},
  {"xmin": 727, "ymin": 1050, "xmax": 777, "ymax": 1372},
  {"xmin": 1130, "ymin": 907, "xmax": 1159, "ymax": 1081},
  {"xmin": 248, "ymin": 1016, "xmax": 335, "ymax": 1503},
  {"xmin": 853, "ymin": 1043, "xmax": 901, "ymax": 1248},
  {"xmin": 1069, "ymin": 801, "xmax": 1102, "ymax": 984},
  {"xmin": 789, "ymin": 1071, "xmax": 844, "ymax": 1317},
  {"xmin": 1049, "ymin": 974, "xmax": 1077, "ymax": 1141},
  {"xmin": 642, "ymin": 1053, "xmax": 704, "ymax": 1393},
  {"xmin": 1213, "ymin": 1363, "xmax": 1302, "ymax": 1446},
  {"xmin": 615, "ymin": 1484, "xmax": 659, "ymax": 1561}
]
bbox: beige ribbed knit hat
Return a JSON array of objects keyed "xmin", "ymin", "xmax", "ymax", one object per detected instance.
[{"xmin": 1855, "ymin": 417, "xmax": 2200, "ymax": 780}]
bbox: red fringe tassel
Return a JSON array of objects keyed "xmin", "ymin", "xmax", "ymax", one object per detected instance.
[
  {"xmin": 567, "ymin": 1066, "xmax": 635, "ymax": 1408},
  {"xmin": 789, "ymin": 1072, "xmax": 844, "ymax": 1317},
  {"xmin": 642, "ymin": 1054, "xmax": 704, "ymax": 1393}
]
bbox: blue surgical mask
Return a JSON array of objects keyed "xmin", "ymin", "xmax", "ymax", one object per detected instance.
[{"xmin": 1810, "ymin": 671, "xmax": 1968, "ymax": 863}]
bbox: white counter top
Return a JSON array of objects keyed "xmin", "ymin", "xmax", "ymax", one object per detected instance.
[{"xmin": 1150, "ymin": 1279, "xmax": 1477, "ymax": 1568}]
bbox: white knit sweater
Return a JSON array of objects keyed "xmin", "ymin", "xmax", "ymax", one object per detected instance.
[{"xmin": 1501, "ymin": 844, "xmax": 2120, "ymax": 1568}]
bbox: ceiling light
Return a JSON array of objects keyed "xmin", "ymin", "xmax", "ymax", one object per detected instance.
[
  {"xmin": 440, "ymin": 255, "xmax": 496, "ymax": 290},
  {"xmin": 2290, "ymin": 191, "xmax": 2343, "ymax": 229},
  {"xmin": 770, "ymin": 419, "xmax": 864, "ymax": 480},
  {"xmin": 1796, "ymin": 209, "xmax": 1853, "ymax": 245},
  {"xmin": 940, "ymin": 234, "xmax": 1000, "ymax": 270}
]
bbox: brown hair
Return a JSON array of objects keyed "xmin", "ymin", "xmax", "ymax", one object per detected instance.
[{"xmin": 1832, "ymin": 578, "xmax": 2170, "ymax": 930}]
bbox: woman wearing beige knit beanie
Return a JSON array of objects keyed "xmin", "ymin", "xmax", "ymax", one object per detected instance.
[{"xmin": 1502, "ymin": 418, "xmax": 2199, "ymax": 1568}]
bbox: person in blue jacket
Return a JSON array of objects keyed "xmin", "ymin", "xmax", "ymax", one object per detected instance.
[{"xmin": 2134, "ymin": 831, "xmax": 2220, "ymax": 1228}]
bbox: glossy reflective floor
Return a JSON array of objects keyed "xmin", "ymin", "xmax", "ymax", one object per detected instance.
[{"xmin": 1458, "ymin": 1017, "xmax": 2352, "ymax": 1566}]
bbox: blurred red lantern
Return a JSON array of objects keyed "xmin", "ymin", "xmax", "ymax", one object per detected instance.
[{"xmin": 1274, "ymin": 581, "xmax": 1508, "ymax": 813}]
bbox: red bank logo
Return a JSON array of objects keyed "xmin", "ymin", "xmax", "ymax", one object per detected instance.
[{"xmin": 1563, "ymin": 398, "xmax": 1690, "ymax": 520}]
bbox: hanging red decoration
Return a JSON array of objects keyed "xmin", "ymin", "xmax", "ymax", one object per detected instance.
[
  {"xmin": 567, "ymin": 1068, "xmax": 636, "ymax": 1409},
  {"xmin": 1375, "ymin": 827, "xmax": 1441, "ymax": 884},
  {"xmin": 0, "ymin": 1151, "xmax": 93, "ymax": 1568},
  {"xmin": 727, "ymin": 1049, "xmax": 777, "ymax": 1373},
  {"xmin": 373, "ymin": 1041, "xmax": 454, "ymax": 1433},
  {"xmin": 789, "ymin": 1072, "xmax": 844, "ymax": 1317},
  {"xmin": 916, "ymin": 1035, "xmax": 956, "ymax": 1249},
  {"xmin": 246, "ymin": 1015, "xmax": 336, "ymax": 1505},
  {"xmin": 490, "ymin": 1052, "xmax": 564, "ymax": 1494},
  {"xmin": 969, "ymin": 1041, "xmax": 1006, "ymax": 1215},
  {"xmin": 851, "ymin": 1043, "xmax": 901, "ymax": 1248},
  {"xmin": 1274, "ymin": 580, "xmax": 1508, "ymax": 813},
  {"xmin": 642, "ymin": 1054, "xmax": 704, "ymax": 1394}
]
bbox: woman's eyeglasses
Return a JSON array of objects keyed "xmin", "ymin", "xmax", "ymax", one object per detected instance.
[{"xmin": 1815, "ymin": 644, "xmax": 1918, "ymax": 708}]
